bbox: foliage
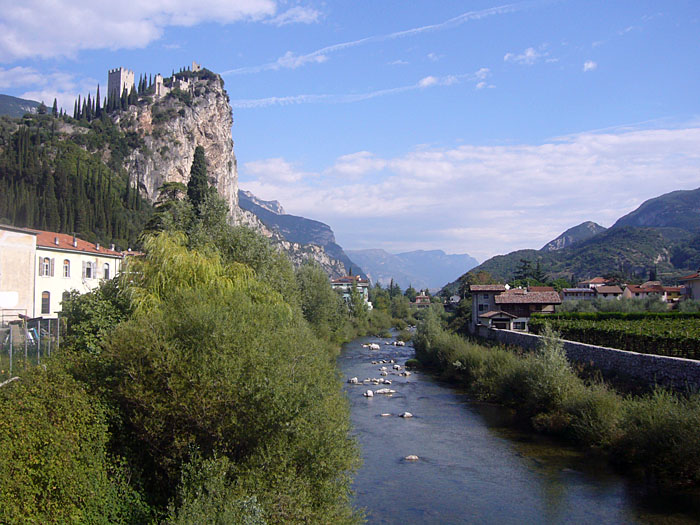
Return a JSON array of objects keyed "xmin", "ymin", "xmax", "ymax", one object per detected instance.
[
  {"xmin": 529, "ymin": 313, "xmax": 700, "ymax": 359},
  {"xmin": 412, "ymin": 316, "xmax": 700, "ymax": 486},
  {"xmin": 98, "ymin": 234, "xmax": 360, "ymax": 520},
  {"xmin": 0, "ymin": 114, "xmax": 151, "ymax": 248},
  {"xmin": 295, "ymin": 261, "xmax": 349, "ymax": 343},
  {"xmin": 186, "ymin": 145, "xmax": 210, "ymax": 212},
  {"xmin": 0, "ymin": 365, "xmax": 150, "ymax": 524}
]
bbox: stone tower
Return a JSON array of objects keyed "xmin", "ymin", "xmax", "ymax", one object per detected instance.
[{"xmin": 108, "ymin": 67, "xmax": 135, "ymax": 99}]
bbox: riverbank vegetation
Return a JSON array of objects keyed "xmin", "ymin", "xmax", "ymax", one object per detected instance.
[
  {"xmin": 0, "ymin": 187, "xmax": 368, "ymax": 523},
  {"xmin": 413, "ymin": 310, "xmax": 700, "ymax": 488}
]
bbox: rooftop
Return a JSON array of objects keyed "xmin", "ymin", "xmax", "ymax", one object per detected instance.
[
  {"xmin": 470, "ymin": 284, "xmax": 506, "ymax": 292},
  {"xmin": 596, "ymin": 286, "xmax": 623, "ymax": 294},
  {"xmin": 33, "ymin": 229, "xmax": 123, "ymax": 257},
  {"xmin": 495, "ymin": 290, "xmax": 562, "ymax": 305}
]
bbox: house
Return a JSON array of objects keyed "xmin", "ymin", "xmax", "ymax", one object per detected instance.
[
  {"xmin": 680, "ymin": 270, "xmax": 700, "ymax": 300},
  {"xmin": 413, "ymin": 293, "xmax": 431, "ymax": 308},
  {"xmin": 560, "ymin": 288, "xmax": 595, "ymax": 301},
  {"xmin": 577, "ymin": 277, "xmax": 613, "ymax": 289},
  {"xmin": 622, "ymin": 284, "xmax": 662, "ymax": 300},
  {"xmin": 470, "ymin": 284, "xmax": 561, "ymax": 331},
  {"xmin": 594, "ymin": 285, "xmax": 623, "ymax": 300},
  {"xmin": 470, "ymin": 284, "xmax": 507, "ymax": 328},
  {"xmin": 330, "ymin": 275, "xmax": 373, "ymax": 310},
  {"xmin": 493, "ymin": 289, "xmax": 562, "ymax": 331},
  {"xmin": 0, "ymin": 225, "xmax": 124, "ymax": 320}
]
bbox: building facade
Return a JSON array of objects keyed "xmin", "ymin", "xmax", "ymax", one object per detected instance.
[
  {"xmin": 1, "ymin": 226, "xmax": 124, "ymax": 320},
  {"xmin": 108, "ymin": 67, "xmax": 135, "ymax": 99},
  {"xmin": 331, "ymin": 276, "xmax": 373, "ymax": 310}
]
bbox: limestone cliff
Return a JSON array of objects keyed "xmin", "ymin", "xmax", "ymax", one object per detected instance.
[
  {"xmin": 115, "ymin": 72, "xmax": 239, "ymax": 218},
  {"xmin": 109, "ymin": 69, "xmax": 346, "ymax": 276}
]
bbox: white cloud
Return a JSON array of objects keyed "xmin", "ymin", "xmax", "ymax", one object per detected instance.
[
  {"xmin": 419, "ymin": 76, "xmax": 438, "ymax": 88},
  {"xmin": 0, "ymin": 0, "xmax": 277, "ymax": 61},
  {"xmin": 427, "ymin": 52, "xmax": 440, "ymax": 62},
  {"xmin": 475, "ymin": 81, "xmax": 487, "ymax": 90},
  {"xmin": 265, "ymin": 6, "xmax": 321, "ymax": 26},
  {"xmin": 0, "ymin": 66, "xmax": 97, "ymax": 111},
  {"xmin": 225, "ymin": 2, "xmax": 526, "ymax": 74},
  {"xmin": 243, "ymin": 157, "xmax": 314, "ymax": 183},
  {"xmin": 583, "ymin": 60, "xmax": 598, "ymax": 72},
  {"xmin": 240, "ymin": 126, "xmax": 700, "ymax": 259},
  {"xmin": 504, "ymin": 46, "xmax": 547, "ymax": 65},
  {"xmin": 389, "ymin": 59, "xmax": 409, "ymax": 66}
]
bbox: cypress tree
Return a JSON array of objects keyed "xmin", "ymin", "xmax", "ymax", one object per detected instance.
[
  {"xmin": 95, "ymin": 85, "xmax": 101, "ymax": 117},
  {"xmin": 187, "ymin": 146, "xmax": 209, "ymax": 212},
  {"xmin": 51, "ymin": 98, "xmax": 58, "ymax": 117}
]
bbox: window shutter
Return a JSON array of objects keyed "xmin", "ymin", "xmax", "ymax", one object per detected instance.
[
  {"xmin": 38, "ymin": 256, "xmax": 43, "ymax": 276},
  {"xmin": 82, "ymin": 261, "xmax": 87, "ymax": 278},
  {"xmin": 50, "ymin": 258, "xmax": 55, "ymax": 277}
]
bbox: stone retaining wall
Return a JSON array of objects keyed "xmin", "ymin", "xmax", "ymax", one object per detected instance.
[{"xmin": 476, "ymin": 326, "xmax": 700, "ymax": 391}]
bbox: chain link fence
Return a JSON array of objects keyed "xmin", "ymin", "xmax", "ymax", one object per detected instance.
[{"xmin": 1, "ymin": 313, "xmax": 62, "ymax": 381}]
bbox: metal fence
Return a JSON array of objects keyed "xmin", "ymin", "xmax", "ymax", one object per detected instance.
[{"xmin": 0, "ymin": 317, "xmax": 62, "ymax": 381}]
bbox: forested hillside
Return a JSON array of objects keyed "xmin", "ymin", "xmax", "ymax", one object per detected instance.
[{"xmin": 0, "ymin": 112, "xmax": 151, "ymax": 248}]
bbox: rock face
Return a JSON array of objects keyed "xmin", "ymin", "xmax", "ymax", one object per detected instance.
[
  {"xmin": 116, "ymin": 73, "xmax": 239, "ymax": 217},
  {"xmin": 541, "ymin": 221, "xmax": 607, "ymax": 252}
]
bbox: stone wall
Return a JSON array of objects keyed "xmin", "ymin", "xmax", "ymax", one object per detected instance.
[{"xmin": 477, "ymin": 326, "xmax": 700, "ymax": 391}]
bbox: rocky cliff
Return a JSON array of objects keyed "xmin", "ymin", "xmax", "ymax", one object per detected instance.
[
  {"xmin": 115, "ymin": 72, "xmax": 240, "ymax": 219},
  {"xmin": 541, "ymin": 221, "xmax": 607, "ymax": 251},
  {"xmin": 110, "ymin": 69, "xmax": 347, "ymax": 276}
]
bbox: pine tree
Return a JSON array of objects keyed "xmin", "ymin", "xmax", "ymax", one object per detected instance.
[{"xmin": 187, "ymin": 146, "xmax": 210, "ymax": 212}]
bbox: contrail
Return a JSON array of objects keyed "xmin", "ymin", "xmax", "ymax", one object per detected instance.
[{"xmin": 223, "ymin": 1, "xmax": 532, "ymax": 75}]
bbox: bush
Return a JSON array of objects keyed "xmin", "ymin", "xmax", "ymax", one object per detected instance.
[{"xmin": 0, "ymin": 365, "xmax": 150, "ymax": 524}]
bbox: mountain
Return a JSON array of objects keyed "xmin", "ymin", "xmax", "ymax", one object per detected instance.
[
  {"xmin": 613, "ymin": 187, "xmax": 700, "ymax": 231},
  {"xmin": 541, "ymin": 221, "xmax": 607, "ymax": 251},
  {"xmin": 346, "ymin": 248, "xmax": 478, "ymax": 290},
  {"xmin": 0, "ymin": 94, "xmax": 40, "ymax": 118},
  {"xmin": 0, "ymin": 67, "xmax": 352, "ymax": 276},
  {"xmin": 443, "ymin": 188, "xmax": 700, "ymax": 293},
  {"xmin": 238, "ymin": 189, "xmax": 364, "ymax": 278}
]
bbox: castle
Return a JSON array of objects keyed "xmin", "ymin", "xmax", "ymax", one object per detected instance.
[
  {"xmin": 107, "ymin": 67, "xmax": 135, "ymax": 99},
  {"xmin": 110, "ymin": 61, "xmax": 202, "ymax": 101}
]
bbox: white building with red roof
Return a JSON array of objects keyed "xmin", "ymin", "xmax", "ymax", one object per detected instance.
[
  {"xmin": 680, "ymin": 270, "xmax": 700, "ymax": 300},
  {"xmin": 1, "ymin": 225, "xmax": 125, "ymax": 319}
]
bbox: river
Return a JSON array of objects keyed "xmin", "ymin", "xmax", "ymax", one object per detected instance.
[{"xmin": 338, "ymin": 335, "xmax": 700, "ymax": 524}]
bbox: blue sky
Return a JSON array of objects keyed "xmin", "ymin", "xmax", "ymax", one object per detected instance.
[{"xmin": 1, "ymin": 0, "xmax": 700, "ymax": 261}]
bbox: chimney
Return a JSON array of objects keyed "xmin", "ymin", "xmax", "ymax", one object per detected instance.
[
  {"xmin": 110, "ymin": 243, "xmax": 115, "ymax": 251},
  {"xmin": 72, "ymin": 235, "xmax": 77, "ymax": 248},
  {"xmin": 54, "ymin": 236, "xmax": 59, "ymax": 245},
  {"xmin": 96, "ymin": 243, "xmax": 100, "ymax": 250}
]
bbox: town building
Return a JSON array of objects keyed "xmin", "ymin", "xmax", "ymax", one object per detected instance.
[
  {"xmin": 0, "ymin": 225, "xmax": 124, "ymax": 320},
  {"xmin": 470, "ymin": 284, "xmax": 507, "ymax": 328},
  {"xmin": 680, "ymin": 270, "xmax": 700, "ymax": 300},
  {"xmin": 413, "ymin": 293, "xmax": 431, "ymax": 308},
  {"xmin": 577, "ymin": 277, "xmax": 614, "ymax": 289},
  {"xmin": 560, "ymin": 288, "xmax": 595, "ymax": 301},
  {"xmin": 330, "ymin": 275, "xmax": 373, "ymax": 310},
  {"xmin": 595, "ymin": 285, "xmax": 623, "ymax": 300}
]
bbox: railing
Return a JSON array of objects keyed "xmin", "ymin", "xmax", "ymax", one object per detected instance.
[{"xmin": 0, "ymin": 316, "xmax": 62, "ymax": 381}]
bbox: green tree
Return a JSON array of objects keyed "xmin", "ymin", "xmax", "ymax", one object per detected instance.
[{"xmin": 186, "ymin": 146, "xmax": 210, "ymax": 212}]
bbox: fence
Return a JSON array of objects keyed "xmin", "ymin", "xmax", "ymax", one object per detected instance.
[{"xmin": 0, "ymin": 317, "xmax": 62, "ymax": 381}]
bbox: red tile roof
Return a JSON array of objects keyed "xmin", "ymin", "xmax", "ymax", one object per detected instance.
[
  {"xmin": 529, "ymin": 286, "xmax": 555, "ymax": 292},
  {"xmin": 31, "ymin": 229, "xmax": 123, "ymax": 257},
  {"xmin": 470, "ymin": 284, "xmax": 506, "ymax": 292},
  {"xmin": 479, "ymin": 310, "xmax": 517, "ymax": 319},
  {"xmin": 595, "ymin": 286, "xmax": 623, "ymax": 294},
  {"xmin": 495, "ymin": 291, "xmax": 562, "ymax": 305},
  {"xmin": 680, "ymin": 272, "xmax": 700, "ymax": 281},
  {"xmin": 580, "ymin": 277, "xmax": 610, "ymax": 284}
]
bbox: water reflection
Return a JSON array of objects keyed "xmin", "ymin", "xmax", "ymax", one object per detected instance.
[{"xmin": 339, "ymin": 336, "xmax": 700, "ymax": 524}]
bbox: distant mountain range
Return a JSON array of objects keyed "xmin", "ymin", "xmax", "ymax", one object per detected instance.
[
  {"xmin": 0, "ymin": 94, "xmax": 40, "ymax": 118},
  {"xmin": 346, "ymin": 248, "xmax": 478, "ymax": 291},
  {"xmin": 238, "ymin": 189, "xmax": 366, "ymax": 278},
  {"xmin": 443, "ymin": 187, "xmax": 700, "ymax": 292}
]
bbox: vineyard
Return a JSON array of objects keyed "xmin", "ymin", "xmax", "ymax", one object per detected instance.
[{"xmin": 529, "ymin": 312, "xmax": 700, "ymax": 360}]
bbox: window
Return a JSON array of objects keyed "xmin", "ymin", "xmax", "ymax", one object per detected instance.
[
  {"xmin": 63, "ymin": 259, "xmax": 70, "ymax": 278},
  {"xmin": 103, "ymin": 263, "xmax": 110, "ymax": 280},
  {"xmin": 478, "ymin": 304, "xmax": 487, "ymax": 312},
  {"xmin": 482, "ymin": 294, "xmax": 489, "ymax": 299},
  {"xmin": 39, "ymin": 257, "xmax": 54, "ymax": 276},
  {"xmin": 41, "ymin": 291, "xmax": 50, "ymax": 314},
  {"xmin": 83, "ymin": 261, "xmax": 94, "ymax": 279},
  {"xmin": 513, "ymin": 321, "xmax": 526, "ymax": 330}
]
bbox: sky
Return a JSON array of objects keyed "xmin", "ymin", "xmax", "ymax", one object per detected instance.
[{"xmin": 1, "ymin": 0, "xmax": 700, "ymax": 262}]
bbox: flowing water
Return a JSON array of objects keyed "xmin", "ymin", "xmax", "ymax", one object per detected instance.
[{"xmin": 339, "ymin": 335, "xmax": 700, "ymax": 524}]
